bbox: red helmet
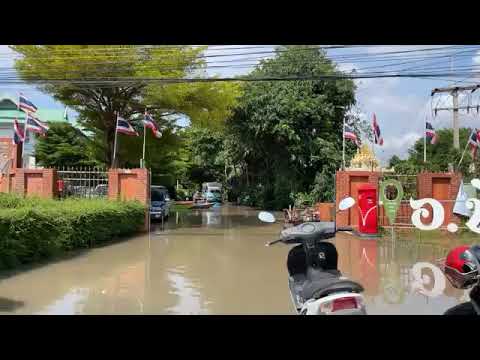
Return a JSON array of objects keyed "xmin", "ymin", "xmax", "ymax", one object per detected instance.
[{"xmin": 444, "ymin": 245, "xmax": 479, "ymax": 289}]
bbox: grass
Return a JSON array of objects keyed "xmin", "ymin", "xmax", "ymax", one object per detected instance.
[{"xmin": 171, "ymin": 203, "xmax": 192, "ymax": 213}]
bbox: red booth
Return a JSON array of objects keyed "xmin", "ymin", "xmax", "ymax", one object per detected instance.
[{"xmin": 357, "ymin": 184, "xmax": 378, "ymax": 235}]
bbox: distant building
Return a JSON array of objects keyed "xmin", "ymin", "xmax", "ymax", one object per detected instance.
[{"xmin": 0, "ymin": 94, "xmax": 66, "ymax": 168}]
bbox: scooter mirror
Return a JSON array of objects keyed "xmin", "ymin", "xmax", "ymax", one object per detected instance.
[
  {"xmin": 258, "ymin": 211, "xmax": 276, "ymax": 223},
  {"xmin": 339, "ymin": 197, "xmax": 355, "ymax": 211}
]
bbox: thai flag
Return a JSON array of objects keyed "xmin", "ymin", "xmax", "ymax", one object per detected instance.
[
  {"xmin": 426, "ymin": 122, "xmax": 437, "ymax": 144},
  {"xmin": 372, "ymin": 113, "xmax": 383, "ymax": 146},
  {"xmin": 468, "ymin": 129, "xmax": 480, "ymax": 159},
  {"xmin": 12, "ymin": 119, "xmax": 25, "ymax": 145},
  {"xmin": 26, "ymin": 114, "xmax": 49, "ymax": 135},
  {"xmin": 116, "ymin": 115, "xmax": 139, "ymax": 136},
  {"xmin": 18, "ymin": 93, "xmax": 38, "ymax": 113},
  {"xmin": 143, "ymin": 112, "xmax": 162, "ymax": 138},
  {"xmin": 344, "ymin": 125, "xmax": 360, "ymax": 146}
]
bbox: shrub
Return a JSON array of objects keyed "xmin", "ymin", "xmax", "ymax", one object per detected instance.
[{"xmin": 0, "ymin": 195, "xmax": 145, "ymax": 270}]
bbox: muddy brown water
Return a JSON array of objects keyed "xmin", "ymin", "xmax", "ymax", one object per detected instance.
[{"xmin": 0, "ymin": 204, "xmax": 475, "ymax": 315}]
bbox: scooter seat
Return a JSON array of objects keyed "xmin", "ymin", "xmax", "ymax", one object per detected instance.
[
  {"xmin": 300, "ymin": 269, "xmax": 343, "ymax": 300},
  {"xmin": 312, "ymin": 280, "xmax": 364, "ymax": 299},
  {"xmin": 291, "ymin": 274, "xmax": 307, "ymax": 295}
]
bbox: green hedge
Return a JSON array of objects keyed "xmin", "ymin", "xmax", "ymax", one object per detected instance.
[{"xmin": 0, "ymin": 194, "xmax": 145, "ymax": 270}]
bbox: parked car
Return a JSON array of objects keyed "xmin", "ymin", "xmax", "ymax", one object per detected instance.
[
  {"xmin": 94, "ymin": 184, "xmax": 108, "ymax": 197},
  {"xmin": 150, "ymin": 185, "xmax": 172, "ymax": 221}
]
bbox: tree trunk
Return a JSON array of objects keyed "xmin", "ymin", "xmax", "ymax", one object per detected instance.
[{"xmin": 103, "ymin": 112, "xmax": 116, "ymax": 168}]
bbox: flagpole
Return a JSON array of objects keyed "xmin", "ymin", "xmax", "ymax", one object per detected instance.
[
  {"xmin": 18, "ymin": 93, "xmax": 26, "ymax": 168},
  {"xmin": 112, "ymin": 113, "xmax": 119, "ymax": 169},
  {"xmin": 371, "ymin": 140, "xmax": 375, "ymax": 172},
  {"xmin": 424, "ymin": 116, "xmax": 427, "ymax": 163},
  {"xmin": 342, "ymin": 117, "xmax": 346, "ymax": 170},
  {"xmin": 371, "ymin": 114, "xmax": 375, "ymax": 171},
  {"xmin": 371, "ymin": 114, "xmax": 377, "ymax": 171},
  {"xmin": 22, "ymin": 112, "xmax": 27, "ymax": 169},
  {"xmin": 458, "ymin": 128, "xmax": 475, "ymax": 170},
  {"xmin": 142, "ymin": 109, "xmax": 147, "ymax": 168}
]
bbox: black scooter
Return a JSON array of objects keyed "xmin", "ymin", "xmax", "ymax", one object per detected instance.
[{"xmin": 258, "ymin": 197, "xmax": 367, "ymax": 315}]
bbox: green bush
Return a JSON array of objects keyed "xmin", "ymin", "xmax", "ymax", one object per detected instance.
[{"xmin": 0, "ymin": 194, "xmax": 145, "ymax": 270}]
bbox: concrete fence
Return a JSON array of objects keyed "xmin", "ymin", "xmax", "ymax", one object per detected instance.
[{"xmin": 1, "ymin": 167, "xmax": 150, "ymax": 207}]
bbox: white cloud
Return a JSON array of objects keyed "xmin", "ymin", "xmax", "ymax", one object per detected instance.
[
  {"xmin": 0, "ymin": 45, "xmax": 16, "ymax": 67},
  {"xmin": 338, "ymin": 62, "xmax": 356, "ymax": 73},
  {"xmin": 382, "ymin": 132, "xmax": 420, "ymax": 153},
  {"xmin": 473, "ymin": 50, "xmax": 480, "ymax": 65}
]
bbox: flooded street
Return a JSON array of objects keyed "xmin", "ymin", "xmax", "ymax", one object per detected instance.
[{"xmin": 0, "ymin": 204, "xmax": 475, "ymax": 315}]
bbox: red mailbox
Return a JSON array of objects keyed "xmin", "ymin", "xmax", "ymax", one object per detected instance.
[
  {"xmin": 357, "ymin": 184, "xmax": 378, "ymax": 235},
  {"xmin": 57, "ymin": 179, "xmax": 64, "ymax": 193}
]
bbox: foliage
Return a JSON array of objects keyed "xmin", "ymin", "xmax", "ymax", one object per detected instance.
[
  {"xmin": 10, "ymin": 45, "xmax": 241, "ymax": 167},
  {"xmin": 183, "ymin": 127, "xmax": 226, "ymax": 188},
  {"xmin": 407, "ymin": 127, "xmax": 471, "ymax": 174},
  {"xmin": 388, "ymin": 155, "xmax": 402, "ymax": 168},
  {"xmin": 291, "ymin": 192, "xmax": 316, "ymax": 207},
  {"xmin": 224, "ymin": 46, "xmax": 361, "ymax": 209},
  {"xmin": 390, "ymin": 128, "xmax": 480, "ymax": 180},
  {"xmin": 34, "ymin": 122, "xmax": 98, "ymax": 168},
  {"xmin": 0, "ymin": 194, "xmax": 144, "ymax": 270}
]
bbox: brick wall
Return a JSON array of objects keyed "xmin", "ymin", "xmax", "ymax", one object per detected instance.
[
  {"xmin": 335, "ymin": 170, "xmax": 381, "ymax": 228},
  {"xmin": 108, "ymin": 168, "xmax": 150, "ymax": 204},
  {"xmin": 12, "ymin": 168, "xmax": 57, "ymax": 198},
  {"xmin": 108, "ymin": 168, "xmax": 150, "ymax": 232},
  {"xmin": 315, "ymin": 203, "xmax": 335, "ymax": 221},
  {"xmin": 0, "ymin": 138, "xmax": 20, "ymax": 169},
  {"xmin": 335, "ymin": 170, "xmax": 462, "ymax": 229},
  {"xmin": 416, "ymin": 171, "xmax": 462, "ymax": 226}
]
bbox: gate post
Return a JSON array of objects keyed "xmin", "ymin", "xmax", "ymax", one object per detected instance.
[{"xmin": 108, "ymin": 168, "xmax": 150, "ymax": 232}]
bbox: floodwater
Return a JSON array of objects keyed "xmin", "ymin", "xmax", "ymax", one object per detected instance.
[{"xmin": 0, "ymin": 204, "xmax": 476, "ymax": 315}]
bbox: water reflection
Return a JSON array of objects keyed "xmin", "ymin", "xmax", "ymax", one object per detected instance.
[
  {"xmin": 332, "ymin": 232, "xmax": 473, "ymax": 314},
  {"xmin": 0, "ymin": 204, "xmax": 476, "ymax": 315}
]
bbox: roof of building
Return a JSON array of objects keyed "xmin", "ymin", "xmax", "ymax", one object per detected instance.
[{"xmin": 0, "ymin": 95, "xmax": 67, "ymax": 124}]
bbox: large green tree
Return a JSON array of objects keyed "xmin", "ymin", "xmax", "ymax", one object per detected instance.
[
  {"xmin": 224, "ymin": 46, "xmax": 362, "ymax": 209},
  {"xmin": 10, "ymin": 45, "xmax": 241, "ymax": 167},
  {"xmin": 34, "ymin": 122, "xmax": 98, "ymax": 168}
]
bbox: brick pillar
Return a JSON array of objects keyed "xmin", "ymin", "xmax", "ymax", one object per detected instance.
[
  {"xmin": 335, "ymin": 170, "xmax": 381, "ymax": 228},
  {"xmin": 12, "ymin": 168, "xmax": 57, "ymax": 198},
  {"xmin": 108, "ymin": 168, "xmax": 150, "ymax": 232},
  {"xmin": 335, "ymin": 171, "xmax": 349, "ymax": 228},
  {"xmin": 417, "ymin": 172, "xmax": 432, "ymax": 199},
  {"xmin": 416, "ymin": 171, "xmax": 463, "ymax": 227},
  {"xmin": 13, "ymin": 168, "xmax": 25, "ymax": 196},
  {"xmin": 42, "ymin": 169, "xmax": 58, "ymax": 199},
  {"xmin": 108, "ymin": 169, "xmax": 120, "ymax": 200}
]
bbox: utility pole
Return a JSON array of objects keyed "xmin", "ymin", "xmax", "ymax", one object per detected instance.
[
  {"xmin": 431, "ymin": 84, "xmax": 480, "ymax": 150},
  {"xmin": 452, "ymin": 90, "xmax": 459, "ymax": 149}
]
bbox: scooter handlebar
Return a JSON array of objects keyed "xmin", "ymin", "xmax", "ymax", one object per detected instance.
[
  {"xmin": 265, "ymin": 239, "xmax": 283, "ymax": 247},
  {"xmin": 336, "ymin": 226, "xmax": 352, "ymax": 232}
]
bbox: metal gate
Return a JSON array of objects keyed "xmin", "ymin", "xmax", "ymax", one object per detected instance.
[{"xmin": 57, "ymin": 167, "xmax": 108, "ymax": 199}]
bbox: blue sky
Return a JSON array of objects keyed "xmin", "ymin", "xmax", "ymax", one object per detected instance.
[{"xmin": 2, "ymin": 45, "xmax": 480, "ymax": 165}]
